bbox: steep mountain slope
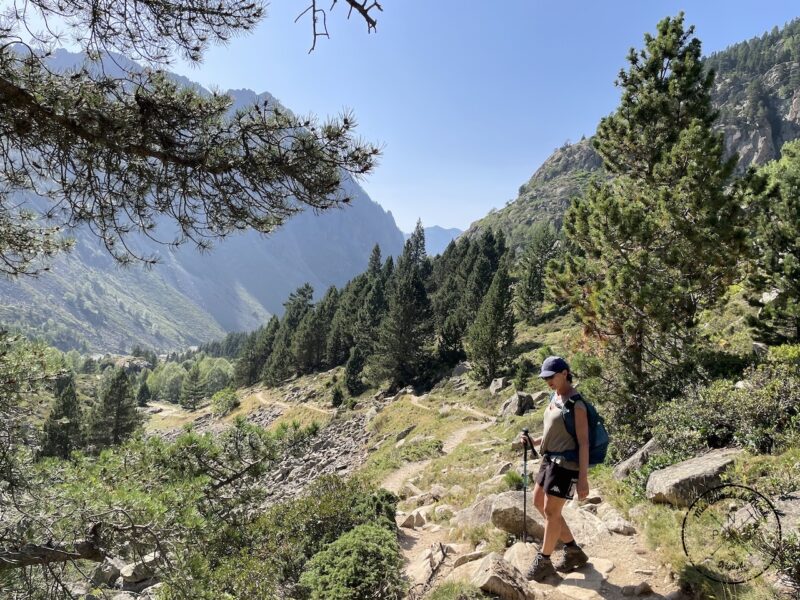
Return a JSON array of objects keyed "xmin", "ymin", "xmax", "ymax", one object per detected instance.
[
  {"xmin": 465, "ymin": 19, "xmax": 800, "ymax": 250},
  {"xmin": 0, "ymin": 53, "xmax": 404, "ymax": 353}
]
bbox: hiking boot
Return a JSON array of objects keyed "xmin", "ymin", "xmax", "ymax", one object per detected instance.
[
  {"xmin": 554, "ymin": 545, "xmax": 589, "ymax": 572},
  {"xmin": 526, "ymin": 553, "xmax": 557, "ymax": 582}
]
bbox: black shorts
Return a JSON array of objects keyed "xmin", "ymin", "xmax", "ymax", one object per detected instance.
[{"xmin": 535, "ymin": 456, "xmax": 578, "ymax": 499}]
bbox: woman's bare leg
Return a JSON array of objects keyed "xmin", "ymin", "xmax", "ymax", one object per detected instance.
[{"xmin": 532, "ymin": 483, "xmax": 575, "ymax": 545}]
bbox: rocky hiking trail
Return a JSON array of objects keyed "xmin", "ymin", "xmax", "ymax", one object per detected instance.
[
  {"xmin": 145, "ymin": 381, "xmax": 695, "ymax": 600},
  {"xmin": 382, "ymin": 395, "xmax": 685, "ymax": 600},
  {"xmin": 395, "ymin": 477, "xmax": 684, "ymax": 600}
]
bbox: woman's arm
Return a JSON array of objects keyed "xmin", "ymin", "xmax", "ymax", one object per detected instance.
[{"xmin": 574, "ymin": 404, "xmax": 590, "ymax": 500}]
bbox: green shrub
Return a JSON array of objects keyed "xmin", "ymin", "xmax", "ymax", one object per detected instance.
[
  {"xmin": 210, "ymin": 387, "xmax": 239, "ymax": 416},
  {"xmin": 768, "ymin": 344, "xmax": 800, "ymax": 365},
  {"xmin": 512, "ymin": 358, "xmax": 533, "ymax": 391},
  {"xmin": 400, "ymin": 438, "xmax": 444, "ymax": 462},
  {"xmin": 503, "ymin": 470, "xmax": 524, "ymax": 490},
  {"xmin": 252, "ymin": 476, "xmax": 397, "ymax": 584},
  {"xmin": 651, "ymin": 362, "xmax": 800, "ymax": 455},
  {"xmin": 331, "ymin": 386, "xmax": 344, "ymax": 408},
  {"xmin": 298, "ymin": 523, "xmax": 406, "ymax": 600}
]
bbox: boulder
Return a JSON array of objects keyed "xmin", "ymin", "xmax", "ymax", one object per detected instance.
[
  {"xmin": 490, "ymin": 378, "xmax": 509, "ymax": 396},
  {"xmin": 452, "ymin": 362, "xmax": 472, "ymax": 377},
  {"xmin": 429, "ymin": 484, "xmax": 447, "ymax": 499},
  {"xmin": 90, "ymin": 556, "xmax": 126, "ymax": 586},
  {"xmin": 396, "ymin": 425, "xmax": 415, "ymax": 441},
  {"xmin": 399, "ymin": 507, "xmax": 429, "ymax": 529},
  {"xmin": 470, "ymin": 553, "xmax": 536, "ymax": 600},
  {"xmin": 559, "ymin": 503, "xmax": 611, "ymax": 545},
  {"xmin": 503, "ymin": 541, "xmax": 538, "ymax": 573},
  {"xmin": 451, "ymin": 495, "xmax": 495, "ymax": 529},
  {"xmin": 435, "ymin": 504, "xmax": 456, "ymax": 519},
  {"xmin": 531, "ymin": 391, "xmax": 550, "ymax": 406},
  {"xmin": 596, "ymin": 504, "xmax": 636, "ymax": 535},
  {"xmin": 119, "ymin": 552, "xmax": 160, "ymax": 584},
  {"xmin": 613, "ymin": 438, "xmax": 660, "ymax": 480},
  {"xmin": 500, "ymin": 392, "xmax": 535, "ymax": 417},
  {"xmin": 646, "ymin": 448, "xmax": 742, "ymax": 507},
  {"xmin": 454, "ymin": 550, "xmax": 488, "ymax": 567},
  {"xmin": 495, "ymin": 462, "xmax": 514, "ymax": 476},
  {"xmin": 399, "ymin": 481, "xmax": 423, "ymax": 499},
  {"xmin": 490, "ymin": 491, "xmax": 545, "ymax": 541}
]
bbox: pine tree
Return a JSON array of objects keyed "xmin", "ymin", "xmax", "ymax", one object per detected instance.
[
  {"xmin": 40, "ymin": 376, "xmax": 83, "ymax": 459},
  {"xmin": 87, "ymin": 368, "xmax": 141, "ymax": 449},
  {"xmin": 180, "ymin": 364, "xmax": 205, "ymax": 410},
  {"xmin": 234, "ymin": 317, "xmax": 280, "ymax": 387},
  {"xmin": 515, "ymin": 223, "xmax": 560, "ymax": 324},
  {"xmin": 344, "ymin": 346, "xmax": 367, "ymax": 396},
  {"xmin": 373, "ymin": 239, "xmax": 434, "ymax": 388},
  {"xmin": 551, "ymin": 14, "xmax": 744, "ymax": 395},
  {"xmin": 264, "ymin": 284, "xmax": 314, "ymax": 385},
  {"xmin": 354, "ymin": 277, "xmax": 387, "ymax": 356},
  {"xmin": 465, "ymin": 261, "xmax": 515, "ymax": 385},
  {"xmin": 293, "ymin": 308, "xmax": 327, "ymax": 373},
  {"xmin": 136, "ymin": 381, "xmax": 151, "ymax": 407},
  {"xmin": 367, "ymin": 244, "xmax": 382, "ymax": 278},
  {"xmin": 746, "ymin": 139, "xmax": 800, "ymax": 343}
]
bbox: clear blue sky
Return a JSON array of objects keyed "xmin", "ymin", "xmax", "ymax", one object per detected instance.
[{"xmin": 173, "ymin": 1, "xmax": 800, "ymax": 233}]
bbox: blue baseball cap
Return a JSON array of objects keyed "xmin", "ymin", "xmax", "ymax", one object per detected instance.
[{"xmin": 539, "ymin": 356, "xmax": 569, "ymax": 378}]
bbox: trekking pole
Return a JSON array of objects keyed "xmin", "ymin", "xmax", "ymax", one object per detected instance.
[{"xmin": 521, "ymin": 428, "xmax": 538, "ymax": 543}]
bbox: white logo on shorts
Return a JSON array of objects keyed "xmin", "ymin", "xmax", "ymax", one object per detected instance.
[{"xmin": 549, "ymin": 485, "xmax": 561, "ymax": 493}]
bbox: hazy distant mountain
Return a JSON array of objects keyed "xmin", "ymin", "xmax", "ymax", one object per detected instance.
[
  {"xmin": 465, "ymin": 19, "xmax": 800, "ymax": 251},
  {"xmin": 404, "ymin": 226, "xmax": 463, "ymax": 257},
  {"xmin": 0, "ymin": 52, "xmax": 404, "ymax": 353}
]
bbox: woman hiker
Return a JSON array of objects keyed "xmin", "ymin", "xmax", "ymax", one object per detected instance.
[{"xmin": 521, "ymin": 355, "xmax": 590, "ymax": 581}]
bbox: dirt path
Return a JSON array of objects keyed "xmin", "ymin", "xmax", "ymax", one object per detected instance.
[{"xmin": 381, "ymin": 421, "xmax": 493, "ymax": 494}]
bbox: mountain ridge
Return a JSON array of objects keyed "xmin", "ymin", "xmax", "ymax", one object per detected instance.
[
  {"xmin": 0, "ymin": 52, "xmax": 404, "ymax": 353},
  {"xmin": 464, "ymin": 18, "xmax": 800, "ymax": 250}
]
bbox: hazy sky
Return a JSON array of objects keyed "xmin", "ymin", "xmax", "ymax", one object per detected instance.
[{"xmin": 173, "ymin": 1, "xmax": 800, "ymax": 232}]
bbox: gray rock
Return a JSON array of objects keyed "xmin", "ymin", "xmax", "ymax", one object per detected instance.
[
  {"xmin": 451, "ymin": 495, "xmax": 495, "ymax": 529},
  {"xmin": 120, "ymin": 551, "xmax": 160, "ymax": 584},
  {"xmin": 490, "ymin": 491, "xmax": 545, "ymax": 541},
  {"xmin": 503, "ymin": 541, "xmax": 537, "ymax": 573},
  {"xmin": 429, "ymin": 484, "xmax": 447, "ymax": 499},
  {"xmin": 500, "ymin": 392, "xmax": 535, "ymax": 417},
  {"xmin": 399, "ymin": 481, "xmax": 423, "ymax": 499},
  {"xmin": 490, "ymin": 378, "xmax": 509, "ymax": 396},
  {"xmin": 495, "ymin": 462, "xmax": 514, "ymax": 476},
  {"xmin": 452, "ymin": 361, "xmax": 472, "ymax": 377},
  {"xmin": 396, "ymin": 425, "xmax": 415, "ymax": 441},
  {"xmin": 646, "ymin": 448, "xmax": 742, "ymax": 507},
  {"xmin": 613, "ymin": 438, "xmax": 660, "ymax": 480},
  {"xmin": 470, "ymin": 553, "xmax": 535, "ymax": 600},
  {"xmin": 454, "ymin": 550, "xmax": 488, "ymax": 567},
  {"xmin": 90, "ymin": 556, "xmax": 126, "ymax": 586}
]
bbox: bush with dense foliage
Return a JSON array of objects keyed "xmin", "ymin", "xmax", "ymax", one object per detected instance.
[
  {"xmin": 211, "ymin": 387, "xmax": 240, "ymax": 416},
  {"xmin": 650, "ymin": 362, "xmax": 800, "ymax": 456},
  {"xmin": 298, "ymin": 523, "xmax": 406, "ymax": 600}
]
